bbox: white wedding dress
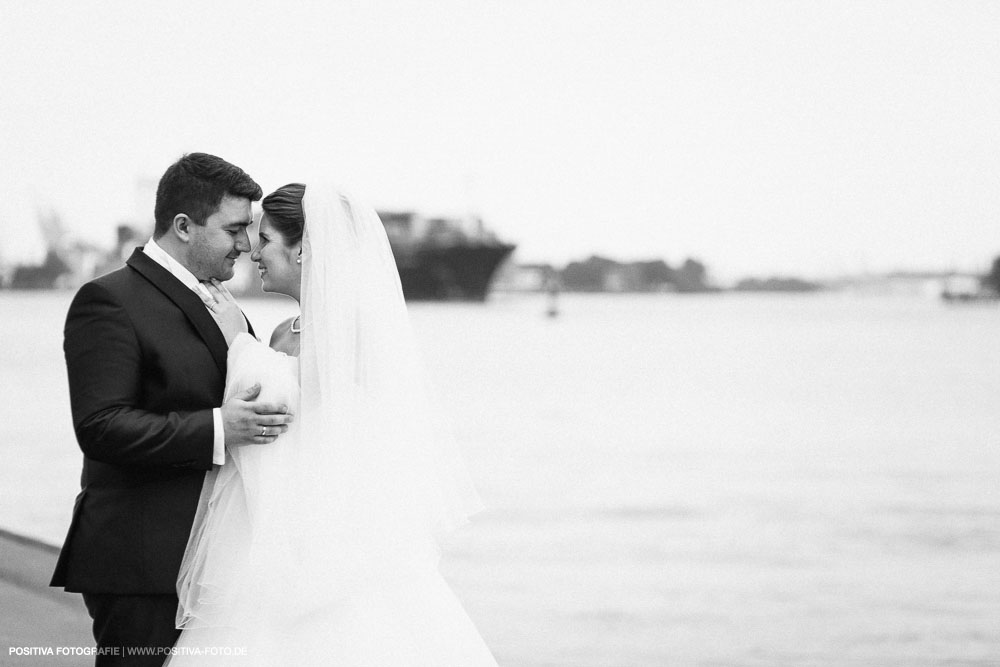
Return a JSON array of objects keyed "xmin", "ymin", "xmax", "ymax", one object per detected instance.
[{"xmin": 167, "ymin": 186, "xmax": 497, "ymax": 666}]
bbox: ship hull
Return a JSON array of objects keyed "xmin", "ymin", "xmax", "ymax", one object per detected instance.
[{"xmin": 395, "ymin": 243, "xmax": 516, "ymax": 301}]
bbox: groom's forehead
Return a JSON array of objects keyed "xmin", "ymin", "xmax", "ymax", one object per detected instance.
[{"xmin": 209, "ymin": 195, "xmax": 253, "ymax": 226}]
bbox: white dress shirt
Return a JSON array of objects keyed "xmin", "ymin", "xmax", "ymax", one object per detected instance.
[{"xmin": 143, "ymin": 238, "xmax": 227, "ymax": 465}]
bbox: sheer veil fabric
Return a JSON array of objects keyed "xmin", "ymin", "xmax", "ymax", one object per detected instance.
[
  {"xmin": 299, "ymin": 185, "xmax": 483, "ymax": 556},
  {"xmin": 172, "ymin": 185, "xmax": 493, "ymax": 665}
]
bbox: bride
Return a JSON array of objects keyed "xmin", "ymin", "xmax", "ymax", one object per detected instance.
[{"xmin": 167, "ymin": 183, "xmax": 498, "ymax": 665}]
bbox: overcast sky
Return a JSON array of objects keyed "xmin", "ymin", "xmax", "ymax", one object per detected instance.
[{"xmin": 1, "ymin": 0, "xmax": 997, "ymax": 279}]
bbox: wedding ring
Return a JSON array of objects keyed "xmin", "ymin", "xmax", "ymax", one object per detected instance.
[{"xmin": 260, "ymin": 426, "xmax": 267, "ymax": 437}]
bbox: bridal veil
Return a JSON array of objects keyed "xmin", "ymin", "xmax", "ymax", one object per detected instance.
[{"xmin": 296, "ymin": 184, "xmax": 484, "ymax": 579}]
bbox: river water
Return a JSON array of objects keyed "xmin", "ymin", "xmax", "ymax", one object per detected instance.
[{"xmin": 1, "ymin": 290, "xmax": 998, "ymax": 666}]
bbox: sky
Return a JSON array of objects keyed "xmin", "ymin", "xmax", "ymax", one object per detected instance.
[{"xmin": 1, "ymin": 0, "xmax": 998, "ymax": 280}]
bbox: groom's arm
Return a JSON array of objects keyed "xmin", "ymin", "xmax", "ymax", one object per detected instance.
[{"xmin": 64, "ymin": 282, "xmax": 215, "ymax": 470}]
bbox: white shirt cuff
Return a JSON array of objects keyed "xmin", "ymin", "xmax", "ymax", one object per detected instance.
[{"xmin": 212, "ymin": 408, "xmax": 226, "ymax": 465}]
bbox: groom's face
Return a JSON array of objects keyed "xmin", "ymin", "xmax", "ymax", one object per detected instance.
[{"xmin": 186, "ymin": 194, "xmax": 253, "ymax": 281}]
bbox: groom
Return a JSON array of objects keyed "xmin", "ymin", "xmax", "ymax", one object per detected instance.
[{"xmin": 51, "ymin": 153, "xmax": 294, "ymax": 665}]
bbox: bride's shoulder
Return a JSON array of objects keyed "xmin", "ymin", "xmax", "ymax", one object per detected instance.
[
  {"xmin": 270, "ymin": 317, "xmax": 297, "ymax": 347},
  {"xmin": 269, "ymin": 317, "xmax": 300, "ymax": 357}
]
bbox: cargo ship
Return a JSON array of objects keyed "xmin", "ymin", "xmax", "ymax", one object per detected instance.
[{"xmin": 379, "ymin": 211, "xmax": 515, "ymax": 301}]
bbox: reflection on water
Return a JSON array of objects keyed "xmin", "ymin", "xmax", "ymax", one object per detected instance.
[{"xmin": 2, "ymin": 291, "xmax": 999, "ymax": 666}]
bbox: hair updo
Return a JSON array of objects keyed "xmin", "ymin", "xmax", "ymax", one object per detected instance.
[{"xmin": 261, "ymin": 183, "xmax": 306, "ymax": 246}]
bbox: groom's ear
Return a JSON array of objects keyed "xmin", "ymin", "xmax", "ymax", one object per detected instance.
[{"xmin": 171, "ymin": 214, "xmax": 194, "ymax": 243}]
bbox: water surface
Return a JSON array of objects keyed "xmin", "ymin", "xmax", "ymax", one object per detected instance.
[{"xmin": 2, "ymin": 291, "xmax": 998, "ymax": 665}]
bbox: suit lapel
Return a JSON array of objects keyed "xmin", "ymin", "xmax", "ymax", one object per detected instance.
[{"xmin": 126, "ymin": 248, "xmax": 229, "ymax": 375}]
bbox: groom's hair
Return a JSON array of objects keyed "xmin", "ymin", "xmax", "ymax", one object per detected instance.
[{"xmin": 153, "ymin": 153, "xmax": 263, "ymax": 238}]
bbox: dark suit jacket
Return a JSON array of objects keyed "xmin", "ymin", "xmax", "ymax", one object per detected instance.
[{"xmin": 51, "ymin": 248, "xmax": 252, "ymax": 594}]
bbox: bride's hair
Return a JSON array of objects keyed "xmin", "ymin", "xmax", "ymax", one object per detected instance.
[{"xmin": 261, "ymin": 183, "xmax": 306, "ymax": 246}]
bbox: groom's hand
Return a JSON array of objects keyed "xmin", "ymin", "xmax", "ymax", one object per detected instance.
[{"xmin": 222, "ymin": 384, "xmax": 294, "ymax": 447}]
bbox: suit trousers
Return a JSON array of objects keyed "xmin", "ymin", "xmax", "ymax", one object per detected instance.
[{"xmin": 82, "ymin": 593, "xmax": 180, "ymax": 667}]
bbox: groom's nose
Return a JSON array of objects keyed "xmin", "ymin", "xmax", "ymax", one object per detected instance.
[{"xmin": 235, "ymin": 229, "xmax": 251, "ymax": 253}]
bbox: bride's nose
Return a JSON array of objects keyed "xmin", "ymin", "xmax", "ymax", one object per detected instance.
[{"xmin": 250, "ymin": 245, "xmax": 261, "ymax": 262}]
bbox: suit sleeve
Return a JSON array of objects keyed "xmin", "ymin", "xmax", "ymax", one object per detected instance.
[{"xmin": 64, "ymin": 282, "xmax": 215, "ymax": 469}]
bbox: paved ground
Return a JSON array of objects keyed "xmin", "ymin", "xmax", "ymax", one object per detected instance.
[{"xmin": 0, "ymin": 529, "xmax": 93, "ymax": 666}]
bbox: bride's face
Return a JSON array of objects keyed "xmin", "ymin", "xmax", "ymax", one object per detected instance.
[{"xmin": 251, "ymin": 214, "xmax": 302, "ymax": 299}]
